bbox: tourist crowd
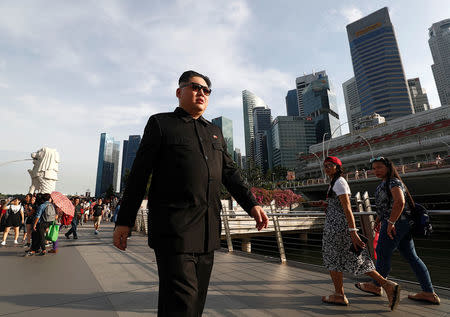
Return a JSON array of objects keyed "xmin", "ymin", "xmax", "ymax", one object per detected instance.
[{"xmin": 0, "ymin": 194, "xmax": 120, "ymax": 256}]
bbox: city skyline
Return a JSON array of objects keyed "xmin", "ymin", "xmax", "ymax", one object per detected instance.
[{"xmin": 0, "ymin": 1, "xmax": 448, "ymax": 194}]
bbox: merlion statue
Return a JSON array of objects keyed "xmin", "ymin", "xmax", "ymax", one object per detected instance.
[{"xmin": 28, "ymin": 147, "xmax": 60, "ymax": 194}]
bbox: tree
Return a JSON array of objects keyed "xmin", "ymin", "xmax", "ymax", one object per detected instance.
[{"xmin": 272, "ymin": 165, "xmax": 288, "ymax": 181}]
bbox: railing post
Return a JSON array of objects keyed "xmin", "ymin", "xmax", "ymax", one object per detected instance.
[
  {"xmin": 356, "ymin": 192, "xmax": 376, "ymax": 260},
  {"xmin": 144, "ymin": 209, "xmax": 149, "ymax": 235},
  {"xmin": 222, "ymin": 212, "xmax": 233, "ymax": 252},
  {"xmin": 272, "ymin": 215, "xmax": 287, "ymax": 263}
]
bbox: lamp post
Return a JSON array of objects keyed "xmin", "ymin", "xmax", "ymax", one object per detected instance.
[
  {"xmin": 326, "ymin": 122, "xmax": 348, "ymax": 157},
  {"xmin": 310, "ymin": 152, "xmax": 325, "ymax": 179},
  {"xmin": 356, "ymin": 135, "xmax": 374, "ymax": 159},
  {"xmin": 322, "ymin": 132, "xmax": 328, "ymax": 160}
]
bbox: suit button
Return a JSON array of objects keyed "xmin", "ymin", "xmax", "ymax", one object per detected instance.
[{"xmin": 205, "ymin": 155, "xmax": 208, "ymax": 160}]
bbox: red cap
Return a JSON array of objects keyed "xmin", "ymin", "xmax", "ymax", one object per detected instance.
[{"xmin": 324, "ymin": 156, "xmax": 342, "ymax": 167}]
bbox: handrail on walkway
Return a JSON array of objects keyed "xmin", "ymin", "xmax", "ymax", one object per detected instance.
[{"xmin": 133, "ymin": 192, "xmax": 450, "ymax": 289}]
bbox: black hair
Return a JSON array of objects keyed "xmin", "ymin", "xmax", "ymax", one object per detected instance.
[
  {"xmin": 179, "ymin": 70, "xmax": 211, "ymax": 88},
  {"xmin": 373, "ymin": 157, "xmax": 415, "ymax": 209},
  {"xmin": 326, "ymin": 164, "xmax": 344, "ymax": 198},
  {"xmin": 42, "ymin": 193, "xmax": 51, "ymax": 201}
]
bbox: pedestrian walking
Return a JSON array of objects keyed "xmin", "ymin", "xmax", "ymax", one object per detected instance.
[
  {"xmin": 20, "ymin": 194, "xmax": 32, "ymax": 243},
  {"xmin": 1, "ymin": 198, "xmax": 24, "ymax": 245},
  {"xmin": 321, "ymin": 156, "xmax": 400, "ymax": 310},
  {"xmin": 114, "ymin": 70, "xmax": 268, "ymax": 316},
  {"xmin": 355, "ymin": 157, "xmax": 440, "ymax": 305},
  {"xmin": 92, "ymin": 198, "xmax": 104, "ymax": 234},
  {"xmin": 24, "ymin": 195, "xmax": 37, "ymax": 247},
  {"xmin": 65, "ymin": 197, "xmax": 81, "ymax": 239}
]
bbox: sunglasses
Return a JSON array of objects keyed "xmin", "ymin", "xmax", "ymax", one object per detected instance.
[
  {"xmin": 180, "ymin": 82, "xmax": 212, "ymax": 96},
  {"xmin": 370, "ymin": 156, "xmax": 386, "ymax": 163}
]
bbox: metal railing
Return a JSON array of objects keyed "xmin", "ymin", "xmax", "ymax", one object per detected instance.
[
  {"xmin": 282, "ymin": 159, "xmax": 450, "ymax": 189},
  {"xmin": 133, "ymin": 193, "xmax": 450, "ymax": 289}
]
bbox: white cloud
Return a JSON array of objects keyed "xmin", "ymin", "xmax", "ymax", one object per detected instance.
[{"xmin": 341, "ymin": 7, "xmax": 364, "ymax": 24}]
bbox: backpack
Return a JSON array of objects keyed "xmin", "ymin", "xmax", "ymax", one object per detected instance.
[
  {"xmin": 408, "ymin": 203, "xmax": 433, "ymax": 238},
  {"xmin": 41, "ymin": 203, "xmax": 56, "ymax": 222}
]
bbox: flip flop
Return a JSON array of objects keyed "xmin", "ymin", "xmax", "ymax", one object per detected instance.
[
  {"xmin": 355, "ymin": 282, "xmax": 382, "ymax": 296},
  {"xmin": 389, "ymin": 283, "xmax": 401, "ymax": 311},
  {"xmin": 408, "ymin": 293, "xmax": 440, "ymax": 305},
  {"xmin": 322, "ymin": 294, "xmax": 349, "ymax": 306}
]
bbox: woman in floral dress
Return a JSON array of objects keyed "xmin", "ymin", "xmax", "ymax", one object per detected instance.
[
  {"xmin": 355, "ymin": 157, "xmax": 440, "ymax": 305},
  {"xmin": 321, "ymin": 156, "xmax": 400, "ymax": 310}
]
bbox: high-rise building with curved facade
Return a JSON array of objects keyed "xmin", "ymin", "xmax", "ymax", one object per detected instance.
[
  {"xmin": 429, "ymin": 19, "xmax": 450, "ymax": 106},
  {"xmin": 346, "ymin": 7, "xmax": 413, "ymax": 120},
  {"xmin": 242, "ymin": 90, "xmax": 268, "ymax": 162}
]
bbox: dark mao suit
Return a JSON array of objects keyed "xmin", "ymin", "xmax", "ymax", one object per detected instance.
[{"xmin": 116, "ymin": 107, "xmax": 258, "ymax": 316}]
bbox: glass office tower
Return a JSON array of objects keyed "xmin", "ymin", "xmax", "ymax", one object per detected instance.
[
  {"xmin": 302, "ymin": 74, "xmax": 341, "ymax": 143},
  {"xmin": 120, "ymin": 135, "xmax": 142, "ymax": 192},
  {"xmin": 253, "ymin": 107, "xmax": 272, "ymax": 173},
  {"xmin": 429, "ymin": 19, "xmax": 450, "ymax": 106},
  {"xmin": 407, "ymin": 78, "xmax": 430, "ymax": 113},
  {"xmin": 211, "ymin": 116, "xmax": 234, "ymax": 156},
  {"xmin": 285, "ymin": 89, "xmax": 299, "ymax": 116},
  {"xmin": 271, "ymin": 116, "xmax": 316, "ymax": 170},
  {"xmin": 95, "ymin": 133, "xmax": 120, "ymax": 197},
  {"xmin": 242, "ymin": 90, "xmax": 268, "ymax": 162},
  {"xmin": 343, "ymin": 77, "xmax": 362, "ymax": 132},
  {"xmin": 346, "ymin": 7, "xmax": 413, "ymax": 120}
]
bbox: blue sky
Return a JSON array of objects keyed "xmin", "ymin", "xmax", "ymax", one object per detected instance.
[{"xmin": 0, "ymin": 0, "xmax": 449, "ymax": 194}]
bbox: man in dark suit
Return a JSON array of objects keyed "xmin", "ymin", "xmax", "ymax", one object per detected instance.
[{"xmin": 113, "ymin": 70, "xmax": 268, "ymax": 316}]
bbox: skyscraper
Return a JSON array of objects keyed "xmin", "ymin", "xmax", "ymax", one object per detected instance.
[
  {"xmin": 120, "ymin": 135, "xmax": 142, "ymax": 191},
  {"xmin": 347, "ymin": 7, "xmax": 414, "ymax": 120},
  {"xmin": 253, "ymin": 107, "xmax": 272, "ymax": 173},
  {"xmin": 120, "ymin": 140, "xmax": 128, "ymax": 192},
  {"xmin": 407, "ymin": 78, "xmax": 430, "ymax": 113},
  {"xmin": 296, "ymin": 71, "xmax": 327, "ymax": 117},
  {"xmin": 233, "ymin": 148, "xmax": 243, "ymax": 169},
  {"xmin": 343, "ymin": 77, "xmax": 362, "ymax": 132},
  {"xmin": 95, "ymin": 133, "xmax": 120, "ymax": 197},
  {"xmin": 211, "ymin": 116, "xmax": 234, "ymax": 156},
  {"xmin": 271, "ymin": 116, "xmax": 316, "ymax": 170},
  {"xmin": 285, "ymin": 89, "xmax": 299, "ymax": 116},
  {"xmin": 302, "ymin": 74, "xmax": 341, "ymax": 143},
  {"xmin": 242, "ymin": 90, "xmax": 268, "ymax": 163},
  {"xmin": 429, "ymin": 19, "xmax": 450, "ymax": 106}
]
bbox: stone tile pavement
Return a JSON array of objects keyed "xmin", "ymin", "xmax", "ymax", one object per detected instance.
[{"xmin": 0, "ymin": 223, "xmax": 448, "ymax": 316}]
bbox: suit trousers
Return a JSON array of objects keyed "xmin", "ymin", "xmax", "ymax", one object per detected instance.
[{"xmin": 154, "ymin": 250, "xmax": 214, "ymax": 317}]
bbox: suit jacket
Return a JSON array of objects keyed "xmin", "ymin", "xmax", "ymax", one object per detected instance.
[{"xmin": 116, "ymin": 107, "xmax": 258, "ymax": 253}]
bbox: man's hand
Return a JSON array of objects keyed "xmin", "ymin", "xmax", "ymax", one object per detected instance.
[
  {"xmin": 113, "ymin": 225, "xmax": 131, "ymax": 251},
  {"xmin": 250, "ymin": 206, "xmax": 269, "ymax": 231}
]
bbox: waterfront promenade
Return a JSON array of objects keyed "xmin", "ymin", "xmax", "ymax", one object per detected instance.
[{"xmin": 0, "ymin": 223, "xmax": 448, "ymax": 317}]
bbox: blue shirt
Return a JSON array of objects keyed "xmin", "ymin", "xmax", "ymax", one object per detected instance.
[{"xmin": 35, "ymin": 201, "xmax": 51, "ymax": 224}]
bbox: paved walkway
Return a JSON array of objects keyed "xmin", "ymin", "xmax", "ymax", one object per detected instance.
[{"xmin": 0, "ymin": 223, "xmax": 448, "ymax": 316}]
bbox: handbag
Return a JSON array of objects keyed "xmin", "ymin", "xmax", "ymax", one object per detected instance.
[
  {"xmin": 349, "ymin": 234, "xmax": 369, "ymax": 255},
  {"xmin": 45, "ymin": 221, "xmax": 60, "ymax": 242},
  {"xmin": 408, "ymin": 203, "xmax": 432, "ymax": 238}
]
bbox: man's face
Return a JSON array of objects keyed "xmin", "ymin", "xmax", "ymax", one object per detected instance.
[{"xmin": 176, "ymin": 76, "xmax": 209, "ymax": 117}]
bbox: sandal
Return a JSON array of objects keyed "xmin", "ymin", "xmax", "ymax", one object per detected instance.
[
  {"xmin": 382, "ymin": 280, "xmax": 401, "ymax": 311},
  {"xmin": 355, "ymin": 282, "xmax": 382, "ymax": 296},
  {"xmin": 322, "ymin": 293, "xmax": 349, "ymax": 306},
  {"xmin": 408, "ymin": 292, "xmax": 440, "ymax": 305}
]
